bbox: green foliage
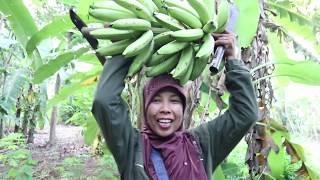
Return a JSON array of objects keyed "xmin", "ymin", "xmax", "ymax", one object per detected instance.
[
  {"xmin": 84, "ymin": 116, "xmax": 99, "ymax": 145},
  {"xmin": 0, "ymin": 0, "xmax": 38, "ymax": 47},
  {"xmin": 266, "ymin": 1, "xmax": 317, "ymax": 28},
  {"xmin": 95, "ymin": 151, "xmax": 119, "ymax": 179},
  {"xmin": 212, "ymin": 165, "xmax": 226, "ymax": 180},
  {"xmin": 267, "ymin": 33, "xmax": 320, "ymax": 86},
  {"xmin": 78, "ymin": 52, "xmax": 101, "ymax": 65},
  {"xmin": 234, "ymin": 0, "xmax": 260, "ymax": 48},
  {"xmin": 282, "ymin": 160, "xmax": 301, "ymax": 180},
  {"xmin": 58, "ymin": 0, "xmax": 79, "ymax": 7},
  {"xmin": 0, "ymin": 133, "xmax": 37, "ymax": 179},
  {"xmin": 59, "ymin": 156, "xmax": 86, "ymax": 179},
  {"xmin": 37, "ymin": 84, "xmax": 48, "ymax": 129},
  {"xmin": 266, "ymin": 0, "xmax": 320, "ymax": 59},
  {"xmin": 47, "ymin": 68, "xmax": 101, "ymax": 110},
  {"xmin": 59, "ymin": 94, "xmax": 92, "ymax": 126},
  {"xmin": 267, "ymin": 126, "xmax": 320, "ymax": 179},
  {"xmin": 26, "ymin": 15, "xmax": 75, "ymax": 56},
  {"xmin": 221, "ymin": 139, "xmax": 249, "ymax": 179},
  {"xmin": 77, "ymin": 0, "xmax": 95, "ymax": 16},
  {"xmin": 33, "ymin": 47, "xmax": 89, "ymax": 84},
  {"xmin": 0, "ymin": 68, "xmax": 29, "ymax": 115},
  {"xmin": 268, "ymin": 131, "xmax": 287, "ymax": 179}
]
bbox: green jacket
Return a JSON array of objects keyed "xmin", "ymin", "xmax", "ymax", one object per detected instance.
[{"xmin": 92, "ymin": 55, "xmax": 258, "ymax": 180}]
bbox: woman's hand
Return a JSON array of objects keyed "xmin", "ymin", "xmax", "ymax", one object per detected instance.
[{"xmin": 212, "ymin": 31, "xmax": 238, "ymax": 60}]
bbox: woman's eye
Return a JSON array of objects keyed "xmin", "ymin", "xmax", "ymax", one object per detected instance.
[
  {"xmin": 171, "ymin": 98, "xmax": 181, "ymax": 103},
  {"xmin": 152, "ymin": 98, "xmax": 161, "ymax": 103}
]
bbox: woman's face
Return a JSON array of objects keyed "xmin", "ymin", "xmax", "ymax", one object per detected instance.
[{"xmin": 146, "ymin": 88, "xmax": 184, "ymax": 137}]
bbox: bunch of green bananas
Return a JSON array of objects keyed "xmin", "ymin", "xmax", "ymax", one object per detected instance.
[{"xmin": 86, "ymin": 0, "xmax": 230, "ymax": 85}]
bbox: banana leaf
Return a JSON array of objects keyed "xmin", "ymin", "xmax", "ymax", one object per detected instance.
[
  {"xmin": 268, "ymin": 33, "xmax": 320, "ymax": 86},
  {"xmin": 0, "ymin": 69, "xmax": 29, "ymax": 115},
  {"xmin": 234, "ymin": 0, "xmax": 260, "ymax": 48},
  {"xmin": 33, "ymin": 47, "xmax": 89, "ymax": 84},
  {"xmin": 0, "ymin": 0, "xmax": 38, "ymax": 47}
]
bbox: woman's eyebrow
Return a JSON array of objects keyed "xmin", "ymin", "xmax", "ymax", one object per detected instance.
[
  {"xmin": 170, "ymin": 94, "xmax": 181, "ymax": 98},
  {"xmin": 153, "ymin": 95, "xmax": 161, "ymax": 98}
]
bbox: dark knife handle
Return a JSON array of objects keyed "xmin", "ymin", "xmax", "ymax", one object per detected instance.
[{"xmin": 69, "ymin": 8, "xmax": 106, "ymax": 65}]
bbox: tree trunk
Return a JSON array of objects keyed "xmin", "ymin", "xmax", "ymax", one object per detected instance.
[
  {"xmin": 22, "ymin": 108, "xmax": 30, "ymax": 136},
  {"xmin": 243, "ymin": 0, "xmax": 275, "ymax": 178},
  {"xmin": 27, "ymin": 103, "xmax": 39, "ymax": 143},
  {"xmin": 0, "ymin": 118, "xmax": 3, "ymax": 139},
  {"xmin": 14, "ymin": 97, "xmax": 21, "ymax": 132},
  {"xmin": 49, "ymin": 73, "xmax": 61, "ymax": 145},
  {"xmin": 22, "ymin": 84, "xmax": 33, "ymax": 136},
  {"xmin": 184, "ymin": 79, "xmax": 201, "ymax": 129}
]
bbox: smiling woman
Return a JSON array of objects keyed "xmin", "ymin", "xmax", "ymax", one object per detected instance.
[
  {"xmin": 145, "ymin": 87, "xmax": 184, "ymax": 137},
  {"xmin": 144, "ymin": 77, "xmax": 185, "ymax": 138},
  {"xmin": 91, "ymin": 32, "xmax": 258, "ymax": 180}
]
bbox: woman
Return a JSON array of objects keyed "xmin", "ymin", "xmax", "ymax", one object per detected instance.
[{"xmin": 92, "ymin": 32, "xmax": 258, "ymax": 180}]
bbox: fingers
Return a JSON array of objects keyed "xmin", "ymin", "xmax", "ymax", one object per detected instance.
[
  {"xmin": 211, "ymin": 31, "xmax": 238, "ymax": 59},
  {"xmin": 212, "ymin": 30, "xmax": 235, "ymax": 36},
  {"xmin": 214, "ymin": 36, "xmax": 234, "ymax": 48},
  {"xmin": 215, "ymin": 40, "xmax": 231, "ymax": 49}
]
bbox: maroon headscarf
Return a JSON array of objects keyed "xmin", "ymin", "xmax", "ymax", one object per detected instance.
[{"xmin": 142, "ymin": 74, "xmax": 208, "ymax": 180}]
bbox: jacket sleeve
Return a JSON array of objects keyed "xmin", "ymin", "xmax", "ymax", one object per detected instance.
[
  {"xmin": 91, "ymin": 55, "xmax": 138, "ymax": 173},
  {"xmin": 189, "ymin": 59, "xmax": 259, "ymax": 173}
]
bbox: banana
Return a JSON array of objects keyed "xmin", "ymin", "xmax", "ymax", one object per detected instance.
[
  {"xmin": 157, "ymin": 41, "xmax": 189, "ymax": 55},
  {"xmin": 153, "ymin": 12, "xmax": 185, "ymax": 31},
  {"xmin": 89, "ymin": 28, "xmax": 142, "ymax": 41},
  {"xmin": 151, "ymin": 20, "xmax": 164, "ymax": 28},
  {"xmin": 90, "ymin": 1, "xmax": 135, "ymax": 15},
  {"xmin": 154, "ymin": 31, "xmax": 174, "ymax": 49},
  {"xmin": 170, "ymin": 29, "xmax": 204, "ymax": 42},
  {"xmin": 171, "ymin": 45, "xmax": 194, "ymax": 78},
  {"xmin": 111, "ymin": 18, "xmax": 151, "ymax": 31},
  {"xmin": 178, "ymin": 55, "xmax": 194, "ymax": 85},
  {"xmin": 147, "ymin": 53, "xmax": 171, "ymax": 67},
  {"xmin": 196, "ymin": 33, "xmax": 215, "ymax": 59},
  {"xmin": 114, "ymin": 0, "xmax": 153, "ymax": 21},
  {"xmin": 203, "ymin": 0, "xmax": 217, "ymax": 19},
  {"xmin": 215, "ymin": 0, "xmax": 230, "ymax": 33},
  {"xmin": 151, "ymin": 27, "xmax": 169, "ymax": 35},
  {"xmin": 123, "ymin": 30, "xmax": 153, "ymax": 57},
  {"xmin": 136, "ymin": 0, "xmax": 160, "ymax": 23},
  {"xmin": 193, "ymin": 44, "xmax": 200, "ymax": 52},
  {"xmin": 137, "ymin": 0, "xmax": 158, "ymax": 14},
  {"xmin": 186, "ymin": 0, "xmax": 210, "ymax": 24},
  {"xmin": 96, "ymin": 39, "xmax": 134, "ymax": 57},
  {"xmin": 146, "ymin": 53, "xmax": 180, "ymax": 77},
  {"xmin": 153, "ymin": 0, "xmax": 167, "ymax": 14},
  {"xmin": 202, "ymin": 19, "xmax": 218, "ymax": 33},
  {"xmin": 88, "ymin": 8, "xmax": 137, "ymax": 22},
  {"xmin": 166, "ymin": 6, "xmax": 202, "ymax": 29},
  {"xmin": 127, "ymin": 40, "xmax": 154, "ymax": 78},
  {"xmin": 163, "ymin": 0, "xmax": 199, "ymax": 18},
  {"xmin": 189, "ymin": 55, "xmax": 209, "ymax": 81}
]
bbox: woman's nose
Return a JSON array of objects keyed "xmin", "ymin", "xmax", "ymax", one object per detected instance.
[{"xmin": 159, "ymin": 101, "xmax": 171, "ymax": 114}]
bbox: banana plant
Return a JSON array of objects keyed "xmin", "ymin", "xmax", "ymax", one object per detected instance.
[
  {"xmin": 264, "ymin": 0, "xmax": 320, "ymax": 87},
  {"xmin": 0, "ymin": 0, "xmax": 42, "ymax": 138},
  {"xmin": 241, "ymin": 0, "xmax": 320, "ymax": 179}
]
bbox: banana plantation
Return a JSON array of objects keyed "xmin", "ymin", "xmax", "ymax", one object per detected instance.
[{"xmin": 0, "ymin": 0, "xmax": 320, "ymax": 179}]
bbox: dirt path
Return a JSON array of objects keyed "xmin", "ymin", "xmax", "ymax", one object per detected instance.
[{"xmin": 29, "ymin": 124, "xmax": 103, "ymax": 179}]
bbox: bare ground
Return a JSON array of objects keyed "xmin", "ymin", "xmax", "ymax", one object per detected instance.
[{"xmin": 28, "ymin": 124, "xmax": 103, "ymax": 180}]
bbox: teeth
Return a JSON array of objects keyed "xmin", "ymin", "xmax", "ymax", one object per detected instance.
[{"xmin": 158, "ymin": 119, "xmax": 172, "ymax": 123}]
